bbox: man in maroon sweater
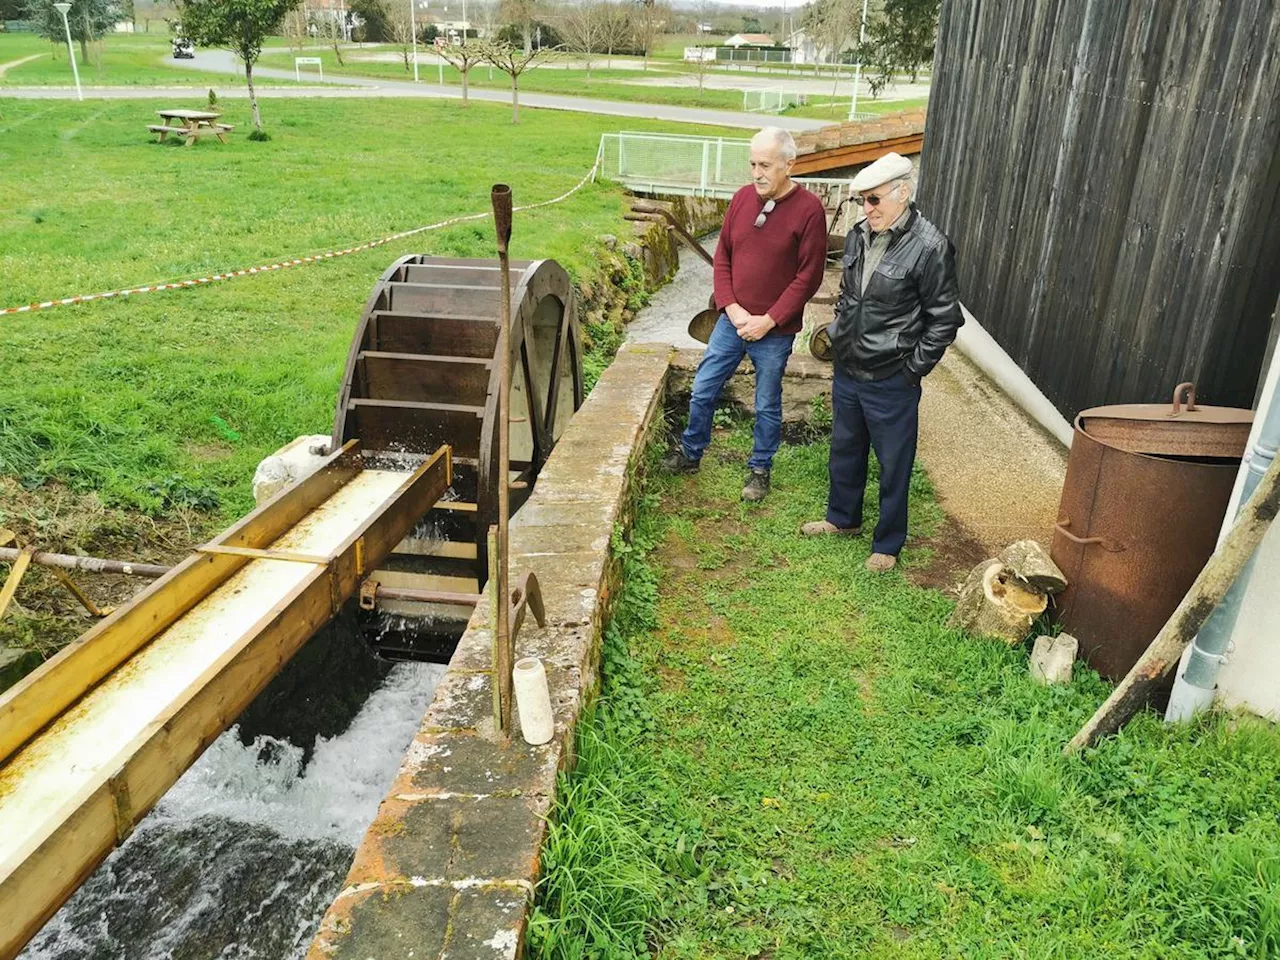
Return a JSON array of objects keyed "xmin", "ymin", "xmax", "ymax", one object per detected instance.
[{"xmin": 662, "ymin": 126, "xmax": 828, "ymax": 501}]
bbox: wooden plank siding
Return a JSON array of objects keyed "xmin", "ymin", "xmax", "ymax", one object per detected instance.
[{"xmin": 918, "ymin": 0, "xmax": 1280, "ymax": 417}]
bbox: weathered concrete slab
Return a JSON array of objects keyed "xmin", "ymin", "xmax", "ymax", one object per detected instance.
[{"xmin": 308, "ymin": 343, "xmax": 672, "ymax": 960}]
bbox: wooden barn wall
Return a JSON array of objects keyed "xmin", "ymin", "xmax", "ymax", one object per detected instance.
[{"xmin": 917, "ymin": 0, "xmax": 1280, "ymax": 417}]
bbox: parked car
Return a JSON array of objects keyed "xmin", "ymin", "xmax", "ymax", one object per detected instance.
[{"xmin": 172, "ymin": 37, "xmax": 194, "ymax": 59}]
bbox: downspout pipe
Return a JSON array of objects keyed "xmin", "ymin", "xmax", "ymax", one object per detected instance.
[{"xmin": 1165, "ymin": 363, "xmax": 1280, "ymax": 723}]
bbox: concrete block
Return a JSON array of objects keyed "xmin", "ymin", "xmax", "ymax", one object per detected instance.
[
  {"xmin": 1030, "ymin": 634, "xmax": 1078, "ymax": 685},
  {"xmin": 348, "ymin": 794, "xmax": 548, "ymax": 886},
  {"xmin": 252, "ymin": 433, "xmax": 331, "ymax": 505},
  {"xmin": 445, "ymin": 886, "xmax": 531, "ymax": 959},
  {"xmin": 310, "ymin": 883, "xmax": 453, "ymax": 959},
  {"xmin": 398, "ymin": 729, "xmax": 561, "ymax": 800}
]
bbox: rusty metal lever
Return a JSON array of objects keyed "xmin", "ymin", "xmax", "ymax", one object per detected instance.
[{"xmin": 1055, "ymin": 518, "xmax": 1124, "ymax": 552}]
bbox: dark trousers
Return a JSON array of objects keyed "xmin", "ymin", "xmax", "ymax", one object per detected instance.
[{"xmin": 826, "ymin": 366, "xmax": 921, "ymax": 556}]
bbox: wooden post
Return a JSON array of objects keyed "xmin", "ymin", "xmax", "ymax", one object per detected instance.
[
  {"xmin": 491, "ymin": 183, "xmax": 515, "ymax": 738},
  {"xmin": 488, "ymin": 525, "xmax": 503, "ymax": 733},
  {"xmin": 1066, "ymin": 456, "xmax": 1280, "ymax": 753},
  {"xmin": 0, "ymin": 547, "xmax": 33, "ymax": 621}
]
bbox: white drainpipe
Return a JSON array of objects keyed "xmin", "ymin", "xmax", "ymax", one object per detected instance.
[{"xmin": 1166, "ymin": 349, "xmax": 1280, "ymax": 722}]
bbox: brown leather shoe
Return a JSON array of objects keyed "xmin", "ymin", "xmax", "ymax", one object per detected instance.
[
  {"xmin": 865, "ymin": 552, "xmax": 898, "ymax": 572},
  {"xmin": 800, "ymin": 520, "xmax": 861, "ymax": 537}
]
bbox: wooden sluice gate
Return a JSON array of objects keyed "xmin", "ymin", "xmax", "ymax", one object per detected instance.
[{"xmin": 0, "ymin": 442, "xmax": 452, "ymax": 960}]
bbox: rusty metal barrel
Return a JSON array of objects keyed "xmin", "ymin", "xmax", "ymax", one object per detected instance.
[{"xmin": 1051, "ymin": 382, "xmax": 1252, "ymax": 680}]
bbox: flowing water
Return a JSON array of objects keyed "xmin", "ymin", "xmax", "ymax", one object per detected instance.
[{"xmin": 21, "ymin": 659, "xmax": 445, "ymax": 960}]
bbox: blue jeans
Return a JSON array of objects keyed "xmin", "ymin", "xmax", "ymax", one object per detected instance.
[
  {"xmin": 680, "ymin": 314, "xmax": 796, "ymax": 470},
  {"xmin": 826, "ymin": 366, "xmax": 921, "ymax": 556}
]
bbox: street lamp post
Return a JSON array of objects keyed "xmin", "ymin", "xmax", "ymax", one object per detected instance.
[
  {"xmin": 52, "ymin": 1, "xmax": 83, "ymax": 101},
  {"xmin": 410, "ymin": 0, "xmax": 420, "ymax": 82},
  {"xmin": 847, "ymin": 0, "xmax": 870, "ymax": 120}
]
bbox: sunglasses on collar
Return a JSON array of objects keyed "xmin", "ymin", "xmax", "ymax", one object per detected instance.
[{"xmin": 753, "ymin": 199, "xmax": 776, "ymax": 228}]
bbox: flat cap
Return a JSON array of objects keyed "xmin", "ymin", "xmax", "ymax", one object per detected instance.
[{"xmin": 850, "ymin": 152, "xmax": 914, "ymax": 192}]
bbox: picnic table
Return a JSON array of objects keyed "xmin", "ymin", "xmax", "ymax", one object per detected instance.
[{"xmin": 148, "ymin": 109, "xmax": 235, "ymax": 146}]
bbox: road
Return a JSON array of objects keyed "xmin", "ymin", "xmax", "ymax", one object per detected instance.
[{"xmin": 0, "ymin": 49, "xmax": 830, "ymax": 131}]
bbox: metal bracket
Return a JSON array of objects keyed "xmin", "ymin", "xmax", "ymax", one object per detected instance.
[
  {"xmin": 107, "ymin": 770, "xmax": 134, "ymax": 845},
  {"xmin": 509, "ymin": 571, "xmax": 546, "ymax": 640}
]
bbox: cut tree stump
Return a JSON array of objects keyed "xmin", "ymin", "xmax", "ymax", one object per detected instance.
[
  {"xmin": 1000, "ymin": 539, "xmax": 1068, "ymax": 594},
  {"xmin": 947, "ymin": 559, "xmax": 1047, "ymax": 643}
]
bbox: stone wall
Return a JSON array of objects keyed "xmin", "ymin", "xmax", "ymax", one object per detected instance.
[
  {"xmin": 306, "ymin": 343, "xmax": 675, "ymax": 960},
  {"xmin": 666, "ymin": 349, "xmax": 835, "ymax": 432},
  {"xmin": 576, "ymin": 196, "xmax": 725, "ymax": 334}
]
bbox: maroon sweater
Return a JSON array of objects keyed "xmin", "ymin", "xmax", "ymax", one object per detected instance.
[{"xmin": 713, "ymin": 183, "xmax": 828, "ymax": 335}]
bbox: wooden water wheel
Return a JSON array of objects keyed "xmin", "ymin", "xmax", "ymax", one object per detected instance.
[{"xmin": 331, "ymin": 255, "xmax": 583, "ymax": 658}]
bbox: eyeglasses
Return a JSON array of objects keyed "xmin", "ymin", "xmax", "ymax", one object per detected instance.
[
  {"xmin": 753, "ymin": 199, "xmax": 776, "ymax": 228},
  {"xmin": 859, "ymin": 182, "xmax": 904, "ymax": 207}
]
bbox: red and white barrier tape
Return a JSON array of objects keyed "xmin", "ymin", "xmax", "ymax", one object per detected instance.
[{"xmin": 2, "ymin": 163, "xmax": 599, "ymax": 317}]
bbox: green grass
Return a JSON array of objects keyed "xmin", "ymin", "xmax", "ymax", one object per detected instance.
[
  {"xmin": 254, "ymin": 49, "xmax": 765, "ymax": 111},
  {"xmin": 0, "ymin": 33, "xmax": 247, "ymax": 86},
  {"xmin": 531, "ymin": 424, "xmax": 1280, "ymax": 958},
  {"xmin": 783, "ymin": 94, "xmax": 931, "ymax": 121},
  {"xmin": 0, "ymin": 96, "xmax": 734, "ymax": 518}
]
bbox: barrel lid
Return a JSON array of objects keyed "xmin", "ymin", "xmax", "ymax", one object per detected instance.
[{"xmin": 1077, "ymin": 382, "xmax": 1252, "ymax": 459}]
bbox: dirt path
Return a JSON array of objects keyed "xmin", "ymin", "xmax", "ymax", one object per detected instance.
[{"xmin": 0, "ymin": 54, "xmax": 42, "ymax": 78}]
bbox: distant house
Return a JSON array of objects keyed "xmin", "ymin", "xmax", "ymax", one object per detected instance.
[
  {"xmin": 785, "ymin": 28, "xmax": 821, "ymax": 64},
  {"xmin": 723, "ymin": 33, "xmax": 775, "ymax": 47},
  {"xmin": 785, "ymin": 28, "xmax": 851, "ymax": 64}
]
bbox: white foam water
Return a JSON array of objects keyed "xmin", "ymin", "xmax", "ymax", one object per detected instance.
[{"xmin": 21, "ymin": 660, "xmax": 445, "ymax": 960}]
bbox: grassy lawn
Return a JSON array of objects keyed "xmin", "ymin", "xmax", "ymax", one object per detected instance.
[
  {"xmin": 0, "ymin": 33, "xmax": 246, "ymax": 86},
  {"xmin": 254, "ymin": 49, "xmax": 758, "ymax": 111},
  {"xmin": 530, "ymin": 424, "xmax": 1280, "ymax": 958},
  {"xmin": 0, "ymin": 96, "xmax": 731, "ymax": 519},
  {"xmin": 783, "ymin": 95, "xmax": 931, "ymax": 121}
]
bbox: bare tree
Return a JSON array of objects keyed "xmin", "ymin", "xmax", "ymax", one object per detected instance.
[
  {"xmin": 501, "ymin": 0, "xmax": 535, "ymax": 51},
  {"xmin": 280, "ymin": 4, "xmax": 308, "ymax": 53},
  {"xmin": 633, "ymin": 0, "xmax": 664, "ymax": 70},
  {"xmin": 438, "ymin": 40, "xmax": 485, "ymax": 102},
  {"xmin": 479, "ymin": 39, "xmax": 558, "ymax": 122},
  {"xmin": 805, "ymin": 0, "xmax": 866, "ymax": 98},
  {"xmin": 559, "ymin": 0, "xmax": 607, "ymax": 80},
  {"xmin": 384, "ymin": 0, "xmax": 416, "ymax": 72},
  {"xmin": 599, "ymin": 0, "xmax": 631, "ymax": 68}
]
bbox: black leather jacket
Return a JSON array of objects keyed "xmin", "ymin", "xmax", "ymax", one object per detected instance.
[{"xmin": 828, "ymin": 205, "xmax": 963, "ymax": 382}]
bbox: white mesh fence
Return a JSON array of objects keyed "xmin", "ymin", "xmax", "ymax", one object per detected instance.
[
  {"xmin": 595, "ymin": 133, "xmax": 752, "ymax": 196},
  {"xmin": 743, "ymin": 88, "xmax": 805, "ymax": 113}
]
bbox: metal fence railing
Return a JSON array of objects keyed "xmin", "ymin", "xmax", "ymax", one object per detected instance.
[
  {"xmin": 594, "ymin": 134, "xmax": 864, "ymax": 234},
  {"xmin": 595, "ymin": 132, "xmax": 753, "ymax": 198}
]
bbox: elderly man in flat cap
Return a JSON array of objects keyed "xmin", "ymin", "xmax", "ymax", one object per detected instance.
[
  {"xmin": 662, "ymin": 126, "xmax": 828, "ymax": 502},
  {"xmin": 804, "ymin": 152, "xmax": 963, "ymax": 572}
]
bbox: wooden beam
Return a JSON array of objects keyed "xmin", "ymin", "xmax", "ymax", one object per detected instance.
[
  {"xmin": 0, "ymin": 547, "xmax": 33, "ymax": 621},
  {"xmin": 0, "ymin": 442, "xmax": 364, "ymax": 767},
  {"xmin": 791, "ymin": 133, "xmax": 925, "ymax": 176}
]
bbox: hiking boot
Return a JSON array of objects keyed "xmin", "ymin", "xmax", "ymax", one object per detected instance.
[
  {"xmin": 800, "ymin": 519, "xmax": 862, "ymax": 537},
  {"xmin": 865, "ymin": 552, "xmax": 898, "ymax": 573},
  {"xmin": 741, "ymin": 468, "xmax": 771, "ymax": 502},
  {"xmin": 661, "ymin": 447, "xmax": 700, "ymax": 474}
]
